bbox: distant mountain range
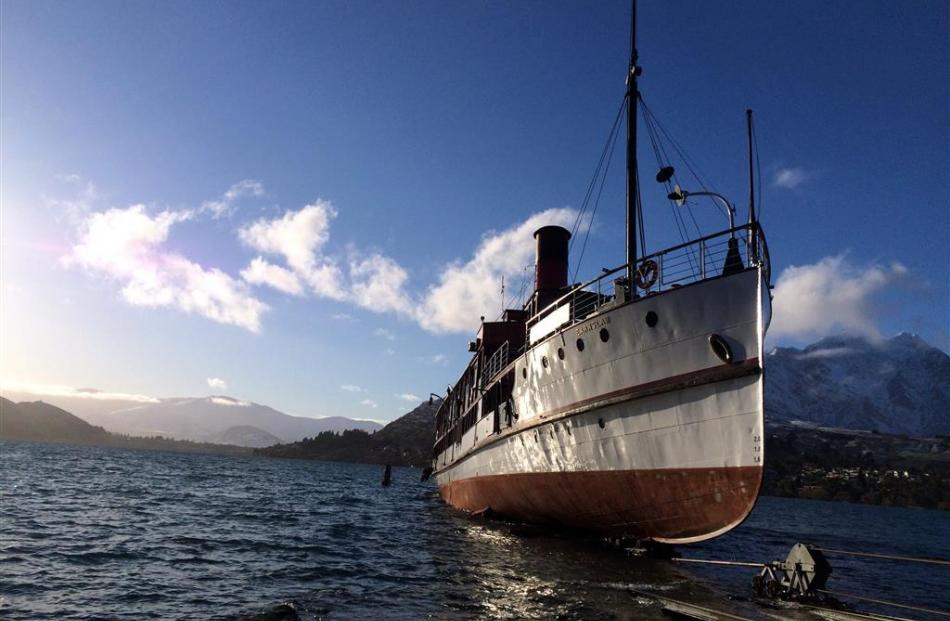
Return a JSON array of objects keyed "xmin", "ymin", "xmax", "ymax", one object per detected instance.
[
  {"xmin": 259, "ymin": 399, "xmax": 441, "ymax": 467},
  {"xmin": 3, "ymin": 333, "xmax": 945, "ymax": 453},
  {"xmin": 0, "ymin": 397, "xmax": 251, "ymax": 455},
  {"xmin": 0, "ymin": 393, "xmax": 381, "ymax": 447},
  {"xmin": 765, "ymin": 333, "xmax": 949, "ymax": 436}
]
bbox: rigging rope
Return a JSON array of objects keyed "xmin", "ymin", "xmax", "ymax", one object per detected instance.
[
  {"xmin": 573, "ymin": 100, "xmax": 623, "ymax": 282},
  {"xmin": 642, "ymin": 101, "xmax": 692, "ymax": 245},
  {"xmin": 569, "ymin": 97, "xmax": 627, "ymax": 254},
  {"xmin": 639, "ymin": 94, "xmax": 701, "ymax": 274},
  {"xmin": 640, "ymin": 96, "xmax": 713, "ymax": 240}
]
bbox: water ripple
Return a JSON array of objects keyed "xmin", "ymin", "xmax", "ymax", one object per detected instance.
[{"xmin": 1, "ymin": 440, "xmax": 948, "ymax": 620}]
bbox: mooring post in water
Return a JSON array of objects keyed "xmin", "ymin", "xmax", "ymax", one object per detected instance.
[{"xmin": 382, "ymin": 464, "xmax": 392, "ymax": 486}]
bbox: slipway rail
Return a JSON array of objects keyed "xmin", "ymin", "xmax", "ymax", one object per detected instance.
[{"xmin": 666, "ymin": 543, "xmax": 950, "ymax": 620}]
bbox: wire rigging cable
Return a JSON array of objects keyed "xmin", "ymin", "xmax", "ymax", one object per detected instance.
[
  {"xmin": 572, "ymin": 98, "xmax": 624, "ymax": 282},
  {"xmin": 639, "ymin": 94, "xmax": 701, "ymax": 274},
  {"xmin": 641, "ymin": 97, "xmax": 693, "ymax": 246},
  {"xmin": 640, "ymin": 95, "xmax": 706, "ymax": 240},
  {"xmin": 569, "ymin": 97, "xmax": 627, "ymax": 255}
]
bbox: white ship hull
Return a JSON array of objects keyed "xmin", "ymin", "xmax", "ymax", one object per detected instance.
[{"xmin": 433, "ymin": 267, "xmax": 767, "ymax": 543}]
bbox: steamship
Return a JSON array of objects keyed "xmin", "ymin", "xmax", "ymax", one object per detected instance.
[{"xmin": 431, "ymin": 3, "xmax": 772, "ymax": 544}]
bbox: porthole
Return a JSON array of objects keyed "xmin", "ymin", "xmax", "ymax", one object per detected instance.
[
  {"xmin": 522, "ymin": 367, "xmax": 527, "ymax": 379},
  {"xmin": 576, "ymin": 338, "xmax": 585, "ymax": 352},
  {"xmin": 599, "ymin": 328, "xmax": 610, "ymax": 343},
  {"xmin": 541, "ymin": 356, "xmax": 548, "ymax": 368},
  {"xmin": 557, "ymin": 347, "xmax": 565, "ymax": 360},
  {"xmin": 709, "ymin": 333, "xmax": 734, "ymax": 364},
  {"xmin": 645, "ymin": 311, "xmax": 658, "ymax": 327},
  {"xmin": 598, "ymin": 418, "xmax": 606, "ymax": 429}
]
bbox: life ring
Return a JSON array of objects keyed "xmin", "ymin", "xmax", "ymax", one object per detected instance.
[{"xmin": 636, "ymin": 259, "xmax": 659, "ymax": 290}]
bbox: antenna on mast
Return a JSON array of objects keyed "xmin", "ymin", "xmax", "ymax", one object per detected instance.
[{"xmin": 626, "ymin": 0, "xmax": 642, "ymax": 287}]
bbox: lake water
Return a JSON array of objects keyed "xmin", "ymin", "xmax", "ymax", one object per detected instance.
[{"xmin": 1, "ymin": 441, "xmax": 947, "ymax": 620}]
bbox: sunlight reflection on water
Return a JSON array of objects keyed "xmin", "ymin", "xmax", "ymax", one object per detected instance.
[{"xmin": 1, "ymin": 440, "xmax": 947, "ymax": 621}]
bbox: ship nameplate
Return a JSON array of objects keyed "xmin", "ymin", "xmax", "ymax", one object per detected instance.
[{"xmin": 575, "ymin": 314, "xmax": 610, "ymax": 336}]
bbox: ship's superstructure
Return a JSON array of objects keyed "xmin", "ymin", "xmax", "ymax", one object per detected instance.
[{"xmin": 431, "ymin": 2, "xmax": 772, "ymax": 544}]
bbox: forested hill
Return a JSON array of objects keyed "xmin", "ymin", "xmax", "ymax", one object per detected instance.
[
  {"xmin": 1, "ymin": 397, "xmax": 112, "ymax": 444},
  {"xmin": 257, "ymin": 400, "xmax": 440, "ymax": 467}
]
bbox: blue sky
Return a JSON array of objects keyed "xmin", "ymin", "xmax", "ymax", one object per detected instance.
[{"xmin": 2, "ymin": 0, "xmax": 947, "ymax": 421}]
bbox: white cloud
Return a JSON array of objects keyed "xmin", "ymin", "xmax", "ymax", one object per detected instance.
[
  {"xmin": 0, "ymin": 380, "xmax": 158, "ymax": 403},
  {"xmin": 241, "ymin": 257, "xmax": 304, "ymax": 296},
  {"xmin": 421, "ymin": 353, "xmax": 448, "ymax": 365},
  {"xmin": 349, "ymin": 253, "xmax": 415, "ymax": 316},
  {"xmin": 237, "ymin": 200, "xmax": 579, "ymax": 336},
  {"xmin": 65, "ymin": 204, "xmax": 268, "ymax": 332},
  {"xmin": 207, "ymin": 377, "xmax": 227, "ymax": 390},
  {"xmin": 201, "ymin": 179, "xmax": 264, "ymax": 219},
  {"xmin": 374, "ymin": 327, "xmax": 396, "ymax": 341},
  {"xmin": 418, "ymin": 207, "xmax": 576, "ymax": 333},
  {"xmin": 396, "ymin": 393, "xmax": 420, "ymax": 402},
  {"xmin": 798, "ymin": 347, "xmax": 855, "ymax": 360},
  {"xmin": 239, "ymin": 200, "xmax": 346, "ymax": 299},
  {"xmin": 773, "ymin": 167, "xmax": 810, "ymax": 189},
  {"xmin": 360, "ymin": 399, "xmax": 378, "ymax": 408},
  {"xmin": 383, "ymin": 348, "xmax": 395, "ymax": 356},
  {"xmin": 63, "ymin": 180, "xmax": 585, "ymax": 336},
  {"xmin": 770, "ymin": 254, "xmax": 909, "ymax": 342},
  {"xmin": 330, "ymin": 313, "xmax": 356, "ymax": 322},
  {"xmin": 340, "ymin": 384, "xmax": 365, "ymax": 393}
]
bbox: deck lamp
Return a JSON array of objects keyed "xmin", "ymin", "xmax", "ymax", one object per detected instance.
[{"xmin": 667, "ymin": 186, "xmax": 736, "ymax": 233}]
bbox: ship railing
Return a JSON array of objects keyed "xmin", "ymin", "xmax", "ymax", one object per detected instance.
[
  {"xmin": 484, "ymin": 341, "xmax": 511, "ymax": 384},
  {"xmin": 527, "ymin": 224, "xmax": 769, "ymax": 336}
]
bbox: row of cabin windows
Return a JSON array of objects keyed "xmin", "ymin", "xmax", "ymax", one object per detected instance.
[
  {"xmin": 433, "ymin": 369, "xmax": 515, "ymax": 456},
  {"xmin": 521, "ymin": 311, "xmax": 659, "ymax": 379}
]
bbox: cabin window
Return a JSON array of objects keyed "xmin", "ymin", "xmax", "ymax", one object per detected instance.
[
  {"xmin": 522, "ymin": 367, "xmax": 527, "ymax": 379},
  {"xmin": 576, "ymin": 338, "xmax": 585, "ymax": 351},
  {"xmin": 599, "ymin": 328, "xmax": 610, "ymax": 343},
  {"xmin": 557, "ymin": 347, "xmax": 565, "ymax": 360},
  {"xmin": 541, "ymin": 356, "xmax": 548, "ymax": 368},
  {"xmin": 646, "ymin": 311, "xmax": 658, "ymax": 327},
  {"xmin": 598, "ymin": 417, "xmax": 606, "ymax": 429}
]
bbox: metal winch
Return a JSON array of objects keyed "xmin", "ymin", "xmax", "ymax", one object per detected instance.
[{"xmin": 751, "ymin": 542, "xmax": 831, "ymax": 600}]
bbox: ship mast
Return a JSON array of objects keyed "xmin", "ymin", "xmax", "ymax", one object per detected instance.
[{"xmin": 626, "ymin": 0, "xmax": 641, "ymax": 285}]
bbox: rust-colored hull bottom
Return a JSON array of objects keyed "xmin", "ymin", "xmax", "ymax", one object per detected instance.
[{"xmin": 439, "ymin": 466, "xmax": 763, "ymax": 543}]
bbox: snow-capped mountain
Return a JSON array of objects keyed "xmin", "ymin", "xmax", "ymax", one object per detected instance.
[{"xmin": 765, "ymin": 333, "xmax": 950, "ymax": 436}]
